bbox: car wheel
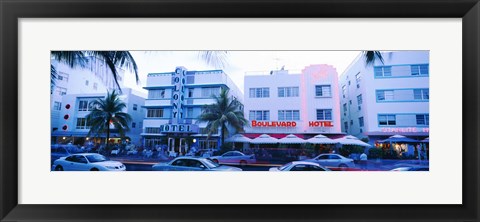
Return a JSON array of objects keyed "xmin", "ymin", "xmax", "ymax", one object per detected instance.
[
  {"xmin": 90, "ymin": 168, "xmax": 99, "ymax": 171},
  {"xmin": 339, "ymin": 164, "xmax": 348, "ymax": 168},
  {"xmin": 55, "ymin": 165, "xmax": 63, "ymax": 171},
  {"xmin": 239, "ymin": 160, "xmax": 247, "ymax": 166},
  {"xmin": 212, "ymin": 159, "xmax": 219, "ymax": 163}
]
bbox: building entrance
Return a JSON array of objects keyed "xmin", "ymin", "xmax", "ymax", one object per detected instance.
[{"xmin": 167, "ymin": 137, "xmax": 188, "ymax": 156}]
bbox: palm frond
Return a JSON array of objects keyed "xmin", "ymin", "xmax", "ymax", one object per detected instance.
[
  {"xmin": 199, "ymin": 51, "xmax": 228, "ymax": 69},
  {"xmin": 363, "ymin": 51, "xmax": 384, "ymax": 66}
]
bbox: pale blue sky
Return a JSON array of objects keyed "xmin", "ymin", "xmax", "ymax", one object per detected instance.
[{"xmin": 124, "ymin": 51, "xmax": 361, "ymax": 94}]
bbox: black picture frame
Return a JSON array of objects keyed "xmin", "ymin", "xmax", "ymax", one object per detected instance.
[{"xmin": 1, "ymin": 0, "xmax": 479, "ymax": 221}]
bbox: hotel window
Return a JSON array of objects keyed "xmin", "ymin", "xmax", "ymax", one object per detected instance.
[
  {"xmin": 342, "ymin": 85, "xmax": 346, "ymax": 98},
  {"xmin": 344, "ymin": 121, "xmax": 349, "ymax": 132},
  {"xmin": 359, "ymin": 117, "xmax": 364, "ymax": 127},
  {"xmin": 145, "ymin": 127, "xmax": 161, "ymax": 134},
  {"xmin": 278, "ymin": 110, "xmax": 300, "ymax": 120},
  {"xmin": 147, "ymin": 109, "xmax": 164, "ymax": 118},
  {"xmin": 186, "ymin": 107, "xmax": 194, "ymax": 118},
  {"xmin": 87, "ymin": 101, "xmax": 98, "ymax": 111},
  {"xmin": 202, "ymin": 87, "xmax": 220, "ymax": 97},
  {"xmin": 78, "ymin": 100, "xmax": 89, "ymax": 111},
  {"xmin": 278, "ymin": 87, "xmax": 299, "ymax": 97},
  {"xmin": 414, "ymin": 89, "xmax": 429, "ymax": 100},
  {"xmin": 57, "ymin": 72, "xmax": 69, "ymax": 82},
  {"xmin": 315, "ymin": 85, "xmax": 332, "ymax": 97},
  {"xmin": 416, "ymin": 114, "xmax": 429, "ymax": 125},
  {"xmin": 316, "ymin": 109, "xmax": 332, "ymax": 120},
  {"xmin": 249, "ymin": 110, "xmax": 270, "ymax": 121},
  {"xmin": 249, "ymin": 88, "xmax": 269, "ymax": 98},
  {"xmin": 139, "ymin": 122, "xmax": 143, "ymax": 129},
  {"xmin": 93, "ymin": 83, "xmax": 98, "ymax": 90},
  {"xmin": 411, "ymin": 64, "xmax": 429, "ymax": 76},
  {"xmin": 355, "ymin": 73, "xmax": 361, "ymax": 88},
  {"xmin": 85, "ymin": 80, "xmax": 89, "ymax": 86},
  {"xmin": 357, "ymin": 94, "xmax": 363, "ymax": 110},
  {"xmin": 55, "ymin": 86, "xmax": 67, "ymax": 96},
  {"xmin": 188, "ymin": 88, "xmax": 194, "ymax": 98},
  {"xmin": 376, "ymin": 90, "xmax": 394, "ymax": 101},
  {"xmin": 378, "ymin": 115, "xmax": 396, "ymax": 126},
  {"xmin": 133, "ymin": 104, "xmax": 138, "ymax": 111},
  {"xmin": 349, "ymin": 100, "xmax": 352, "ymax": 105},
  {"xmin": 53, "ymin": 101, "xmax": 62, "ymax": 111},
  {"xmin": 76, "ymin": 118, "xmax": 90, "ymax": 129},
  {"xmin": 350, "ymin": 120, "xmax": 354, "ymax": 126},
  {"xmin": 149, "ymin": 89, "xmax": 166, "ymax": 99},
  {"xmin": 132, "ymin": 122, "xmax": 136, "ymax": 128},
  {"xmin": 343, "ymin": 103, "xmax": 347, "ymax": 116},
  {"xmin": 374, "ymin": 66, "xmax": 392, "ymax": 77}
]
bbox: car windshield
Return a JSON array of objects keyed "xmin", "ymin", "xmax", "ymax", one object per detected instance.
[
  {"xmin": 278, "ymin": 162, "xmax": 293, "ymax": 171},
  {"xmin": 85, "ymin": 154, "xmax": 109, "ymax": 163},
  {"xmin": 205, "ymin": 158, "xmax": 220, "ymax": 168}
]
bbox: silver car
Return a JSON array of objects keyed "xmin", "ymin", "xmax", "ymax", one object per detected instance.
[
  {"xmin": 152, "ymin": 157, "xmax": 242, "ymax": 171},
  {"xmin": 52, "ymin": 153, "xmax": 126, "ymax": 171},
  {"xmin": 269, "ymin": 161, "xmax": 331, "ymax": 171},
  {"xmin": 307, "ymin": 154, "xmax": 355, "ymax": 168},
  {"xmin": 210, "ymin": 151, "xmax": 256, "ymax": 166}
]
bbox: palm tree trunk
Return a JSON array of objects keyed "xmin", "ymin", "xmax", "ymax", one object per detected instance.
[{"xmin": 221, "ymin": 125, "xmax": 226, "ymax": 147}]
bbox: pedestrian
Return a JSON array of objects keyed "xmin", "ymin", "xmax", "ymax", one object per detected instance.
[{"xmin": 359, "ymin": 152, "xmax": 368, "ymax": 170}]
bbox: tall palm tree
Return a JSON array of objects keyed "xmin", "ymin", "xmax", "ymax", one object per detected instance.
[
  {"xmin": 197, "ymin": 88, "xmax": 248, "ymax": 146},
  {"xmin": 86, "ymin": 90, "xmax": 132, "ymax": 147},
  {"xmin": 50, "ymin": 51, "xmax": 139, "ymax": 92},
  {"xmin": 363, "ymin": 51, "xmax": 384, "ymax": 66}
]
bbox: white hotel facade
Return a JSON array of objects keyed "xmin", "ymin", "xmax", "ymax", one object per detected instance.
[
  {"xmin": 243, "ymin": 65, "xmax": 343, "ymax": 138},
  {"xmin": 51, "ymin": 57, "xmax": 146, "ymax": 146},
  {"xmin": 142, "ymin": 67, "xmax": 243, "ymax": 153},
  {"xmin": 339, "ymin": 51, "xmax": 429, "ymax": 145}
]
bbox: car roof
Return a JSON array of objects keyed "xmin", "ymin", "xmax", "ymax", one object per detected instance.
[{"xmin": 291, "ymin": 161, "xmax": 321, "ymax": 166}]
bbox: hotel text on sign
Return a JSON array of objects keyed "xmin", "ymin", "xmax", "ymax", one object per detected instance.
[{"xmin": 251, "ymin": 120, "xmax": 334, "ymax": 127}]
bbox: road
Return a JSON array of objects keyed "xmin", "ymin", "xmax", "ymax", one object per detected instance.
[{"xmin": 125, "ymin": 163, "xmax": 272, "ymax": 171}]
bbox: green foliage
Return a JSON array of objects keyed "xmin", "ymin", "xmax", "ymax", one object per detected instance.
[
  {"xmin": 86, "ymin": 90, "xmax": 132, "ymax": 146},
  {"xmin": 339, "ymin": 145, "xmax": 365, "ymax": 157},
  {"xmin": 368, "ymin": 148, "xmax": 383, "ymax": 159},
  {"xmin": 196, "ymin": 88, "xmax": 248, "ymax": 145}
]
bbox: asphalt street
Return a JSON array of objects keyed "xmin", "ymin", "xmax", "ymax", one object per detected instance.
[{"xmin": 125, "ymin": 163, "xmax": 271, "ymax": 171}]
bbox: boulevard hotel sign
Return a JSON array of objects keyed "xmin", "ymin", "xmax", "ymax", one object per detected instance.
[
  {"xmin": 251, "ymin": 120, "xmax": 334, "ymax": 127},
  {"xmin": 159, "ymin": 67, "xmax": 198, "ymax": 134}
]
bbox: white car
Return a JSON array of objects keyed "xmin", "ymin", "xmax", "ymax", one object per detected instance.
[
  {"xmin": 152, "ymin": 157, "xmax": 242, "ymax": 171},
  {"xmin": 307, "ymin": 154, "xmax": 355, "ymax": 168},
  {"xmin": 210, "ymin": 151, "xmax": 256, "ymax": 166},
  {"xmin": 52, "ymin": 153, "xmax": 126, "ymax": 171},
  {"xmin": 269, "ymin": 161, "xmax": 331, "ymax": 171}
]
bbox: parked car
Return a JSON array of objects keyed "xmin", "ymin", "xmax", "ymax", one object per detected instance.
[
  {"xmin": 390, "ymin": 166, "xmax": 429, "ymax": 171},
  {"xmin": 269, "ymin": 161, "xmax": 331, "ymax": 171},
  {"xmin": 51, "ymin": 144, "xmax": 81, "ymax": 165},
  {"xmin": 152, "ymin": 157, "xmax": 242, "ymax": 171},
  {"xmin": 210, "ymin": 151, "xmax": 256, "ymax": 166},
  {"xmin": 306, "ymin": 153, "xmax": 355, "ymax": 168},
  {"xmin": 52, "ymin": 153, "xmax": 126, "ymax": 171}
]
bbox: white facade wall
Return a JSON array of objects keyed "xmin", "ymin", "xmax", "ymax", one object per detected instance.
[
  {"xmin": 50, "ymin": 57, "xmax": 126, "ymax": 132},
  {"xmin": 53, "ymin": 88, "xmax": 146, "ymax": 146},
  {"xmin": 339, "ymin": 51, "xmax": 429, "ymax": 140},
  {"xmin": 244, "ymin": 65, "xmax": 342, "ymax": 135},
  {"xmin": 142, "ymin": 68, "xmax": 243, "ymax": 147}
]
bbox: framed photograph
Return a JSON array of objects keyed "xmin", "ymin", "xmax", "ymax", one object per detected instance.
[{"xmin": 1, "ymin": 0, "xmax": 479, "ymax": 221}]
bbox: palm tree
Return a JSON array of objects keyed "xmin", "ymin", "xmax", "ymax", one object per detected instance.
[
  {"xmin": 363, "ymin": 51, "xmax": 384, "ymax": 66},
  {"xmin": 50, "ymin": 51, "xmax": 139, "ymax": 92},
  {"xmin": 197, "ymin": 88, "xmax": 248, "ymax": 146},
  {"xmin": 86, "ymin": 90, "xmax": 132, "ymax": 148}
]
